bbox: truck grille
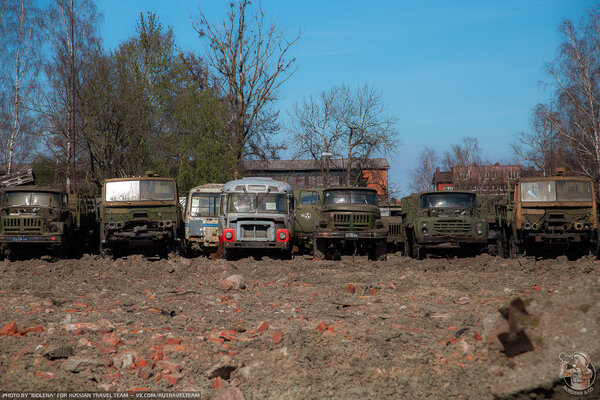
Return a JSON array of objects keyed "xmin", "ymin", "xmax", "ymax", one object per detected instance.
[
  {"xmin": 241, "ymin": 224, "xmax": 269, "ymax": 239},
  {"xmin": 3, "ymin": 217, "xmax": 44, "ymax": 233},
  {"xmin": 388, "ymin": 223, "xmax": 402, "ymax": 236},
  {"xmin": 332, "ymin": 213, "xmax": 372, "ymax": 230},
  {"xmin": 432, "ymin": 220, "xmax": 471, "ymax": 234}
]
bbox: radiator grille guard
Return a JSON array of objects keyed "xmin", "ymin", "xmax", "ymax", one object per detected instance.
[
  {"xmin": 2, "ymin": 216, "xmax": 44, "ymax": 233},
  {"xmin": 432, "ymin": 220, "xmax": 471, "ymax": 234},
  {"xmin": 331, "ymin": 213, "xmax": 373, "ymax": 230}
]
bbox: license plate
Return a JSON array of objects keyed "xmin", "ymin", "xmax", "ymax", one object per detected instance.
[{"xmin": 344, "ymin": 232, "xmax": 359, "ymax": 239}]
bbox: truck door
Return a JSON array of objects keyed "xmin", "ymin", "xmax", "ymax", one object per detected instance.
[{"xmin": 294, "ymin": 190, "xmax": 321, "ymax": 234}]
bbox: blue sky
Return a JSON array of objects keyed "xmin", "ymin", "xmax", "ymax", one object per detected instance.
[{"xmin": 98, "ymin": 0, "xmax": 596, "ymax": 195}]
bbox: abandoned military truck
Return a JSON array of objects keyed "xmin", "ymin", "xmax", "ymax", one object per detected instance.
[
  {"xmin": 0, "ymin": 186, "xmax": 97, "ymax": 260},
  {"xmin": 221, "ymin": 177, "xmax": 294, "ymax": 260},
  {"xmin": 310, "ymin": 186, "xmax": 387, "ymax": 261},
  {"xmin": 401, "ymin": 191, "xmax": 489, "ymax": 259},
  {"xmin": 182, "ymin": 183, "xmax": 223, "ymax": 256},
  {"xmin": 100, "ymin": 176, "xmax": 180, "ymax": 258},
  {"xmin": 495, "ymin": 173, "xmax": 598, "ymax": 259}
]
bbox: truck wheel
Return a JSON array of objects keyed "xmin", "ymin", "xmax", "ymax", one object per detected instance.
[
  {"xmin": 281, "ymin": 248, "xmax": 292, "ymax": 260},
  {"xmin": 413, "ymin": 241, "xmax": 425, "ymax": 260},
  {"xmin": 404, "ymin": 231, "xmax": 414, "ymax": 258},
  {"xmin": 498, "ymin": 229, "xmax": 509, "ymax": 259},
  {"xmin": 313, "ymin": 237, "xmax": 326, "ymax": 259},
  {"xmin": 369, "ymin": 240, "xmax": 387, "ymax": 261},
  {"xmin": 223, "ymin": 247, "xmax": 237, "ymax": 261},
  {"xmin": 509, "ymin": 238, "xmax": 520, "ymax": 259}
]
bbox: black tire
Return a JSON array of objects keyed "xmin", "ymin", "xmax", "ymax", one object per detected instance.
[
  {"xmin": 223, "ymin": 247, "xmax": 237, "ymax": 261},
  {"xmin": 373, "ymin": 240, "xmax": 387, "ymax": 261},
  {"xmin": 404, "ymin": 231, "xmax": 414, "ymax": 258},
  {"xmin": 281, "ymin": 248, "xmax": 292, "ymax": 260},
  {"xmin": 508, "ymin": 235, "xmax": 520, "ymax": 259},
  {"xmin": 413, "ymin": 240, "xmax": 425, "ymax": 260},
  {"xmin": 498, "ymin": 228, "xmax": 509, "ymax": 259},
  {"xmin": 313, "ymin": 237, "xmax": 325, "ymax": 259}
]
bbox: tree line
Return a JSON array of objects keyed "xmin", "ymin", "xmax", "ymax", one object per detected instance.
[{"xmin": 0, "ymin": 0, "xmax": 399, "ymax": 195}]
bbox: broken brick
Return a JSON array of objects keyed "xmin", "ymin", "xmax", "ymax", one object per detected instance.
[
  {"xmin": 0, "ymin": 321, "xmax": 18, "ymax": 336},
  {"xmin": 272, "ymin": 330, "xmax": 284, "ymax": 344},
  {"xmin": 257, "ymin": 321, "xmax": 269, "ymax": 333},
  {"xmin": 347, "ymin": 284, "xmax": 356, "ymax": 294},
  {"xmin": 212, "ymin": 377, "xmax": 226, "ymax": 389},
  {"xmin": 316, "ymin": 322, "xmax": 327, "ymax": 332}
]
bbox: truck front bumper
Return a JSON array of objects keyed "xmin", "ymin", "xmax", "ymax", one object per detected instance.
[
  {"xmin": 223, "ymin": 241, "xmax": 291, "ymax": 250},
  {"xmin": 314, "ymin": 230, "xmax": 387, "ymax": 240},
  {"xmin": 417, "ymin": 235, "xmax": 488, "ymax": 248},
  {"xmin": 0, "ymin": 235, "xmax": 64, "ymax": 244}
]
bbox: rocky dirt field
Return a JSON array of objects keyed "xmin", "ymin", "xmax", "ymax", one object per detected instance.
[{"xmin": 0, "ymin": 252, "xmax": 599, "ymax": 399}]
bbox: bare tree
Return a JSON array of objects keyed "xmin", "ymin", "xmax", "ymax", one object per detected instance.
[
  {"xmin": 39, "ymin": 0, "xmax": 101, "ymax": 192},
  {"xmin": 0, "ymin": 0, "xmax": 41, "ymax": 174},
  {"xmin": 512, "ymin": 104, "xmax": 565, "ymax": 175},
  {"xmin": 192, "ymin": 0, "xmax": 300, "ymax": 169},
  {"xmin": 289, "ymin": 83, "xmax": 399, "ymax": 187},
  {"xmin": 337, "ymin": 83, "xmax": 399, "ymax": 186},
  {"xmin": 536, "ymin": 8, "xmax": 600, "ymax": 178},
  {"xmin": 288, "ymin": 86, "xmax": 345, "ymax": 186},
  {"xmin": 443, "ymin": 136, "xmax": 481, "ymax": 170},
  {"xmin": 408, "ymin": 146, "xmax": 438, "ymax": 193}
]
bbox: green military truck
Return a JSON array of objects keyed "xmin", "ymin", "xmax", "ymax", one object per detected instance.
[
  {"xmin": 400, "ymin": 191, "xmax": 490, "ymax": 259},
  {"xmin": 495, "ymin": 172, "xmax": 598, "ymax": 259},
  {"xmin": 100, "ymin": 175, "xmax": 180, "ymax": 258},
  {"xmin": 295, "ymin": 186, "xmax": 387, "ymax": 261},
  {"xmin": 380, "ymin": 204, "xmax": 403, "ymax": 253},
  {"xmin": 0, "ymin": 186, "xmax": 98, "ymax": 260}
]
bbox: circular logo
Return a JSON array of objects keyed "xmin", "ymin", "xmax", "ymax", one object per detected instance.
[{"xmin": 558, "ymin": 351, "xmax": 596, "ymax": 394}]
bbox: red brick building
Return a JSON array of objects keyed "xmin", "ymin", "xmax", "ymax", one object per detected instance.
[
  {"xmin": 431, "ymin": 163, "xmax": 523, "ymax": 195},
  {"xmin": 240, "ymin": 158, "xmax": 390, "ymax": 195}
]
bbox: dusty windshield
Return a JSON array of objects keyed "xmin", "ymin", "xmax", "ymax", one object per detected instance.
[
  {"xmin": 105, "ymin": 180, "xmax": 175, "ymax": 202},
  {"xmin": 557, "ymin": 181, "xmax": 592, "ymax": 201},
  {"xmin": 324, "ymin": 190, "xmax": 378, "ymax": 205},
  {"xmin": 5, "ymin": 192, "xmax": 62, "ymax": 207},
  {"xmin": 421, "ymin": 193, "xmax": 475, "ymax": 208},
  {"xmin": 522, "ymin": 180, "xmax": 593, "ymax": 202},
  {"xmin": 189, "ymin": 193, "xmax": 220, "ymax": 217},
  {"xmin": 229, "ymin": 193, "xmax": 287, "ymax": 213}
]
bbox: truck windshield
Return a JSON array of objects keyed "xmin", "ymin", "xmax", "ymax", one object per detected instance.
[
  {"xmin": 521, "ymin": 180, "xmax": 593, "ymax": 202},
  {"xmin": 189, "ymin": 193, "xmax": 220, "ymax": 217},
  {"xmin": 324, "ymin": 190, "xmax": 378, "ymax": 205},
  {"xmin": 4, "ymin": 192, "xmax": 62, "ymax": 207},
  {"xmin": 421, "ymin": 193, "xmax": 475, "ymax": 208},
  {"xmin": 229, "ymin": 193, "xmax": 287, "ymax": 213},
  {"xmin": 105, "ymin": 180, "xmax": 175, "ymax": 202}
]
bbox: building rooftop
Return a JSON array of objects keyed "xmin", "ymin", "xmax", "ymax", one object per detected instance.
[{"xmin": 240, "ymin": 158, "xmax": 390, "ymax": 172}]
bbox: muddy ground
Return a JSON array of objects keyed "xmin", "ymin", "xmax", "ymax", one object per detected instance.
[{"xmin": 0, "ymin": 252, "xmax": 599, "ymax": 399}]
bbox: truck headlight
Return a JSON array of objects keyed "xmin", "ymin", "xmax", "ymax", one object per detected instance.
[{"xmin": 476, "ymin": 223, "xmax": 483, "ymax": 235}]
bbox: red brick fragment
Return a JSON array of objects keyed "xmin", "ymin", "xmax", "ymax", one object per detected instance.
[
  {"xmin": 316, "ymin": 322, "xmax": 327, "ymax": 332},
  {"xmin": 165, "ymin": 337, "xmax": 181, "ymax": 345},
  {"xmin": 347, "ymin": 284, "xmax": 356, "ymax": 294},
  {"xmin": 369, "ymin": 288, "xmax": 377, "ymax": 296},
  {"xmin": 257, "ymin": 321, "xmax": 269, "ymax": 333},
  {"xmin": 212, "ymin": 377, "xmax": 226, "ymax": 389},
  {"xmin": 101, "ymin": 333, "xmax": 122, "ymax": 347},
  {"xmin": 164, "ymin": 375, "xmax": 178, "ymax": 386},
  {"xmin": 156, "ymin": 360, "xmax": 180, "ymax": 374},
  {"xmin": 473, "ymin": 332, "xmax": 483, "ymax": 341},
  {"xmin": 0, "ymin": 321, "xmax": 18, "ymax": 336},
  {"xmin": 272, "ymin": 330, "xmax": 284, "ymax": 344},
  {"xmin": 137, "ymin": 367, "xmax": 153, "ymax": 380}
]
